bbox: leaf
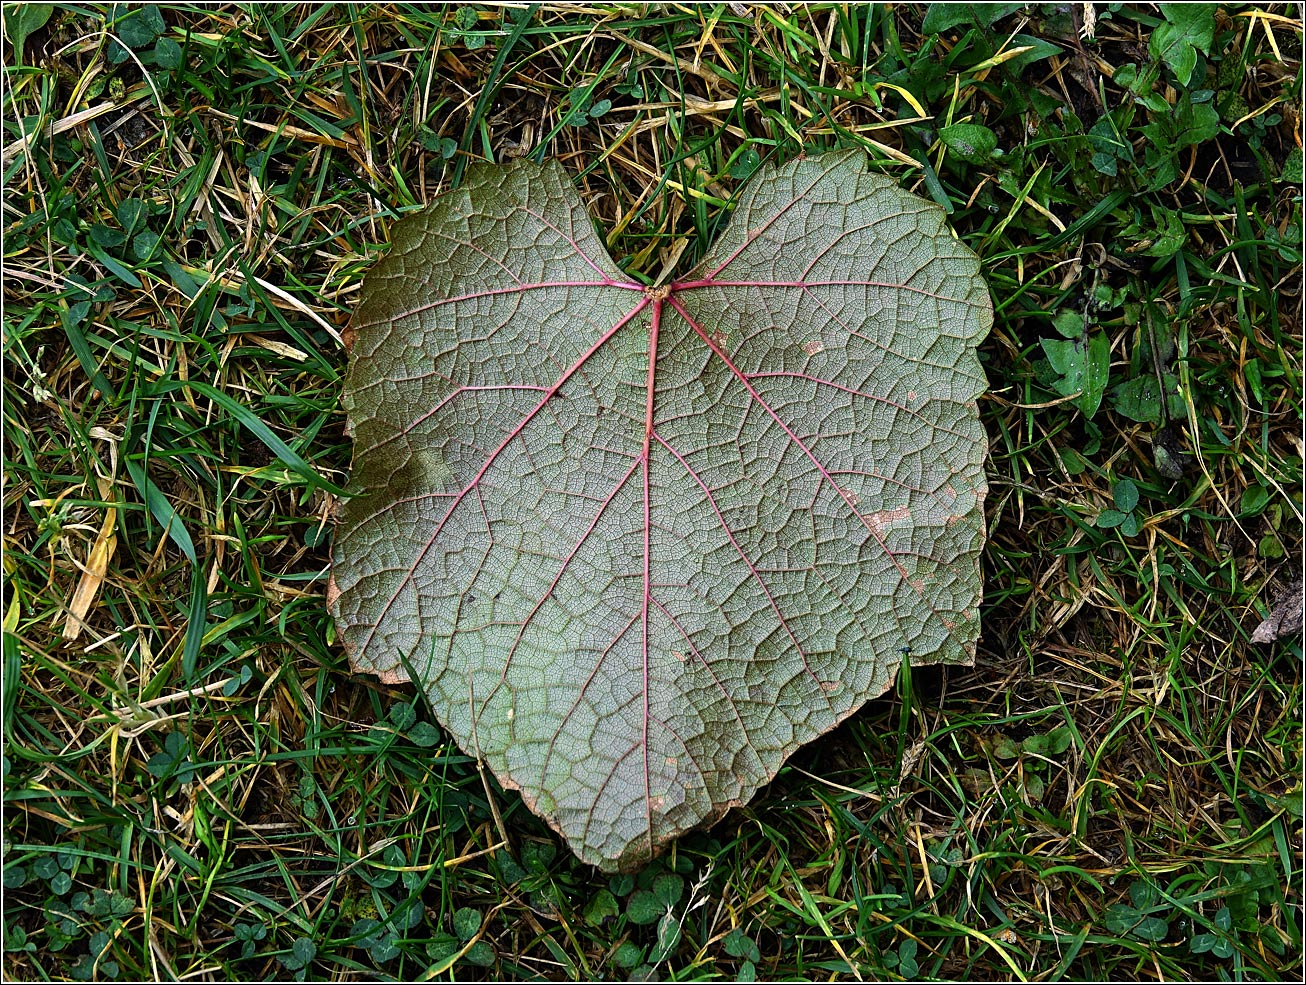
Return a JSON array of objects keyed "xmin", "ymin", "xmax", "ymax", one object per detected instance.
[
  {"xmin": 651, "ymin": 872, "xmax": 683, "ymax": 908},
  {"xmin": 1041, "ymin": 330, "xmax": 1109, "ymax": 418},
  {"xmin": 1003, "ymin": 34, "xmax": 1064, "ymax": 73},
  {"xmin": 1129, "ymin": 881, "xmax": 1158, "ymax": 909},
  {"xmin": 90, "ymin": 224, "xmax": 127, "ymax": 250},
  {"xmin": 1110, "ymin": 373, "xmax": 1185, "ymax": 425},
  {"xmin": 939, "ymin": 123, "xmax": 998, "ymax": 164},
  {"xmin": 331, "ymin": 150, "xmax": 991, "ymax": 871},
  {"xmin": 287, "ymin": 936, "xmax": 316, "ymax": 968},
  {"xmin": 991, "ymin": 734, "xmax": 1021, "ymax": 760},
  {"xmin": 722, "ymin": 928, "xmax": 760, "ymax": 962},
  {"xmin": 1141, "ymin": 98, "xmax": 1220, "ymax": 174},
  {"xmin": 651, "ymin": 911, "xmax": 682, "ymax": 964},
  {"xmin": 1281, "ymin": 146, "xmax": 1304, "ymax": 184},
  {"xmin": 1133, "ymin": 916, "xmax": 1170, "ymax": 942},
  {"xmin": 583, "ymin": 888, "xmax": 620, "ymax": 925},
  {"xmin": 389, "ymin": 701, "xmax": 418, "ymax": 730},
  {"xmin": 1045, "ymin": 726, "xmax": 1073, "ymax": 756},
  {"xmin": 1250, "ymin": 575, "xmax": 1303, "ymax": 644},
  {"xmin": 407, "ymin": 720, "xmax": 443, "ymax": 747},
  {"xmin": 1139, "ymin": 206, "xmax": 1186, "ymax": 258},
  {"xmin": 153, "ymin": 36, "xmax": 182, "ymax": 70},
  {"xmin": 146, "ymin": 731, "xmax": 195, "ymax": 782},
  {"xmin": 1104, "ymin": 903, "xmax": 1140, "ymax": 936},
  {"xmin": 1150, "ymin": 4, "xmax": 1217, "ymax": 86},
  {"xmin": 729, "ymin": 148, "xmax": 761, "ymax": 180},
  {"xmin": 465, "ymin": 940, "xmax": 496, "ymax": 966},
  {"xmin": 1112, "ymin": 479, "xmax": 1139, "ymax": 513},
  {"xmin": 625, "ymin": 889, "xmax": 666, "ymax": 926},
  {"xmin": 612, "ymin": 941, "xmax": 644, "ymax": 969},
  {"xmin": 452, "ymin": 907, "xmax": 481, "ymax": 941},
  {"xmin": 62, "ymin": 479, "xmax": 117, "ymax": 641},
  {"xmin": 1088, "ymin": 112, "xmax": 1133, "ymax": 176},
  {"xmin": 3, "ymin": 4, "xmax": 53, "ymax": 60},
  {"xmin": 1258, "ymin": 530, "xmax": 1285, "ymax": 559},
  {"xmin": 609, "ymin": 873, "xmax": 635, "ymax": 896},
  {"xmin": 110, "ymin": 3, "xmax": 166, "ymax": 49},
  {"xmin": 1052, "ymin": 311, "xmax": 1083, "ymax": 339},
  {"xmin": 921, "ymin": 3, "xmax": 1024, "ymax": 34},
  {"xmin": 116, "ymin": 198, "xmax": 148, "ymax": 237},
  {"xmin": 1021, "ymin": 733, "xmax": 1049, "ymax": 756},
  {"xmin": 133, "ymin": 230, "xmax": 161, "ymax": 261}
]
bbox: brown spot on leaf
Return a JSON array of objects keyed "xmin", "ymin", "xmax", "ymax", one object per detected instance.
[
  {"xmin": 370, "ymin": 663, "xmax": 411, "ymax": 684},
  {"xmin": 867, "ymin": 506, "xmax": 910, "ymax": 531}
]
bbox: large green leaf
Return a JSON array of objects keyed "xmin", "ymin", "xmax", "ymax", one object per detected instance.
[{"xmin": 330, "ymin": 150, "xmax": 991, "ymax": 871}]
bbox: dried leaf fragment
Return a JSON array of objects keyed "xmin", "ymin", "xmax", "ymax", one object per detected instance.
[
  {"xmin": 63, "ymin": 479, "xmax": 118, "ymax": 642},
  {"xmin": 1250, "ymin": 574, "xmax": 1303, "ymax": 644}
]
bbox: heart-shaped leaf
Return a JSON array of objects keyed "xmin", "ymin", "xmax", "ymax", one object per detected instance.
[{"xmin": 330, "ymin": 149, "xmax": 991, "ymax": 871}]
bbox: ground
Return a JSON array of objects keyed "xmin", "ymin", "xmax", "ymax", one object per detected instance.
[{"xmin": 2, "ymin": 3, "xmax": 1302, "ymax": 981}]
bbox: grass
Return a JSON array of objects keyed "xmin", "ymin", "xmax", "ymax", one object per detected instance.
[{"xmin": 2, "ymin": 2, "xmax": 1301, "ymax": 980}]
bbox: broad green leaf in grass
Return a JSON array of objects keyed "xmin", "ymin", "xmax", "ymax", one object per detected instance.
[
  {"xmin": 153, "ymin": 36, "xmax": 182, "ymax": 70},
  {"xmin": 2, "ymin": 3, "xmax": 52, "ymax": 60},
  {"xmin": 1096, "ymin": 509, "xmax": 1127, "ymax": 529},
  {"xmin": 652, "ymin": 910, "xmax": 681, "ymax": 963},
  {"xmin": 1112, "ymin": 479, "xmax": 1140, "ymax": 513},
  {"xmin": 106, "ymin": 2, "xmax": 165, "ymax": 55},
  {"xmin": 1110, "ymin": 372, "xmax": 1186, "ymax": 425},
  {"xmin": 723, "ymin": 928, "xmax": 761, "ymax": 963},
  {"xmin": 1150, "ymin": 3, "xmax": 1217, "ymax": 87},
  {"xmin": 939, "ymin": 123, "xmax": 998, "ymax": 164},
  {"xmin": 582, "ymin": 888, "xmax": 619, "ymax": 925},
  {"xmin": 1041, "ymin": 330, "xmax": 1110, "ymax": 419},
  {"xmin": 330, "ymin": 150, "xmax": 992, "ymax": 871},
  {"xmin": 611, "ymin": 941, "xmax": 643, "ymax": 969},
  {"xmin": 921, "ymin": 3, "xmax": 1024, "ymax": 34}
]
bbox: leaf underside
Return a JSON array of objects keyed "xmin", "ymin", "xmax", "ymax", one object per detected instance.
[{"xmin": 330, "ymin": 150, "xmax": 992, "ymax": 871}]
